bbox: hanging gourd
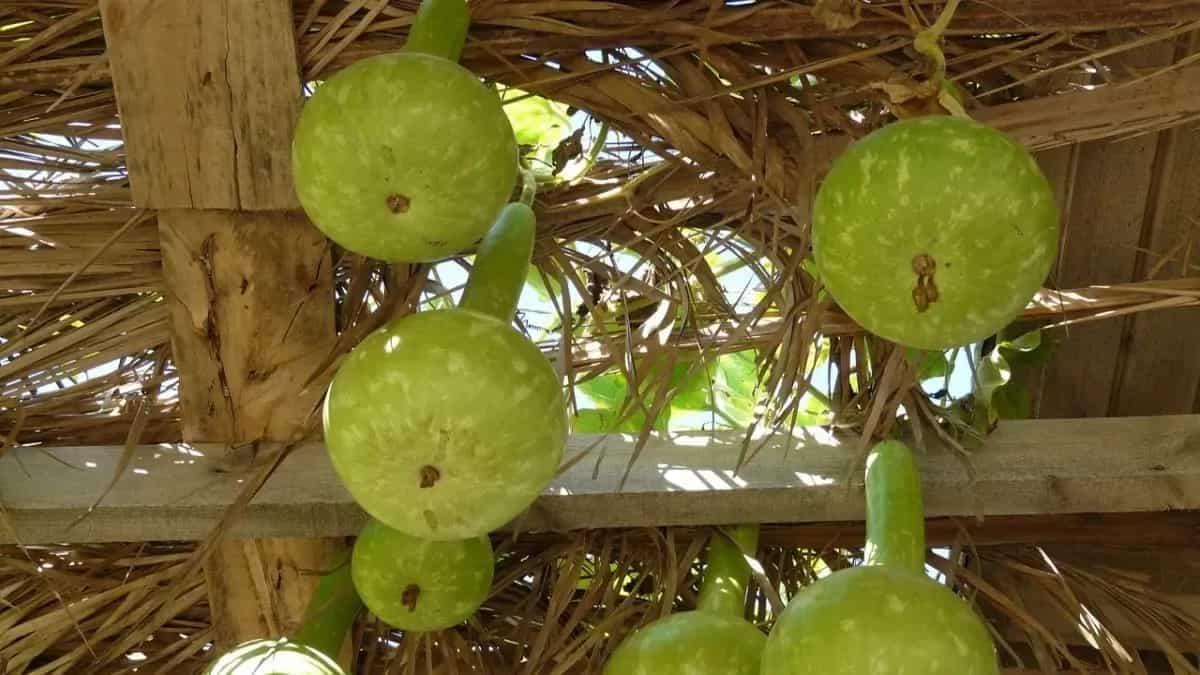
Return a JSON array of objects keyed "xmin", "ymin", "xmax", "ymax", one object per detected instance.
[
  {"xmin": 603, "ymin": 525, "xmax": 765, "ymax": 675},
  {"xmin": 351, "ymin": 519, "xmax": 493, "ymax": 632},
  {"xmin": 760, "ymin": 440, "xmax": 999, "ymax": 674},
  {"xmin": 812, "ymin": 0, "xmax": 1057, "ymax": 351},
  {"xmin": 204, "ymin": 551, "xmax": 362, "ymax": 675},
  {"xmin": 323, "ymin": 201, "xmax": 568, "ymax": 540},
  {"xmin": 292, "ymin": 0, "xmax": 518, "ymax": 263},
  {"xmin": 812, "ymin": 116, "xmax": 1059, "ymax": 350}
]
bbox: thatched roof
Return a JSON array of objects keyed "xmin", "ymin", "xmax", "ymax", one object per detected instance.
[{"xmin": 2, "ymin": 1, "xmax": 1199, "ymax": 673}]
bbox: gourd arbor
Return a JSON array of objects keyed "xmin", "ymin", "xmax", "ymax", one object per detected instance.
[{"xmin": 0, "ymin": 1, "xmax": 1198, "ymax": 672}]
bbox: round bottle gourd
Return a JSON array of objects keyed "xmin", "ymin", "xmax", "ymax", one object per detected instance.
[
  {"xmin": 812, "ymin": 116, "xmax": 1059, "ymax": 350},
  {"xmin": 204, "ymin": 640, "xmax": 345, "ymax": 675},
  {"xmin": 292, "ymin": 0, "xmax": 518, "ymax": 263},
  {"xmin": 323, "ymin": 203, "xmax": 568, "ymax": 539},
  {"xmin": 603, "ymin": 525, "xmax": 765, "ymax": 675},
  {"xmin": 761, "ymin": 440, "xmax": 999, "ymax": 675},
  {"xmin": 351, "ymin": 519, "xmax": 493, "ymax": 632}
]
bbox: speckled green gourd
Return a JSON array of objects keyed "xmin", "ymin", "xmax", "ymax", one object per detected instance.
[
  {"xmin": 292, "ymin": 52, "xmax": 517, "ymax": 263},
  {"xmin": 761, "ymin": 441, "xmax": 999, "ymax": 674},
  {"xmin": 351, "ymin": 520, "xmax": 493, "ymax": 632},
  {"xmin": 812, "ymin": 116, "xmax": 1059, "ymax": 350},
  {"xmin": 323, "ymin": 204, "xmax": 567, "ymax": 539},
  {"xmin": 203, "ymin": 639, "xmax": 346, "ymax": 675},
  {"xmin": 603, "ymin": 525, "xmax": 765, "ymax": 675}
]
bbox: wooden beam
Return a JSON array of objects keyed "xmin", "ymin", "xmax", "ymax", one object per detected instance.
[
  {"xmin": 2, "ymin": 415, "xmax": 1197, "ymax": 544},
  {"xmin": 100, "ymin": 0, "xmax": 301, "ymax": 210},
  {"xmin": 99, "ymin": 0, "xmax": 344, "ymax": 658},
  {"xmin": 977, "ymin": 66, "xmax": 1200, "ymax": 152}
]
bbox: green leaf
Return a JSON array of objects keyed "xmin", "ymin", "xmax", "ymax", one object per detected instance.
[
  {"xmin": 711, "ymin": 350, "xmax": 760, "ymax": 427},
  {"xmin": 500, "ymin": 87, "xmax": 572, "ymax": 173},
  {"xmin": 999, "ymin": 329, "xmax": 1041, "ymax": 353},
  {"xmin": 908, "ymin": 348, "xmax": 951, "ymax": 381},
  {"xmin": 997, "ymin": 329, "xmax": 1053, "ymax": 368},
  {"xmin": 991, "ymin": 381, "xmax": 1032, "ymax": 419},
  {"xmin": 666, "ymin": 350, "xmax": 762, "ymax": 429},
  {"xmin": 523, "ymin": 266, "xmax": 561, "ymax": 302},
  {"xmin": 573, "ymin": 370, "xmax": 664, "ymax": 433}
]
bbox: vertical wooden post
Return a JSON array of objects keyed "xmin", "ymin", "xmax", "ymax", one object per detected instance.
[{"xmin": 99, "ymin": 0, "xmax": 351, "ymax": 660}]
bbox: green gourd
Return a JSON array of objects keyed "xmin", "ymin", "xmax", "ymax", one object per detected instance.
[
  {"xmin": 292, "ymin": 0, "xmax": 518, "ymax": 263},
  {"xmin": 760, "ymin": 440, "xmax": 1000, "ymax": 674},
  {"xmin": 204, "ymin": 550, "xmax": 362, "ymax": 675},
  {"xmin": 603, "ymin": 524, "xmax": 766, "ymax": 675},
  {"xmin": 812, "ymin": 116, "xmax": 1058, "ymax": 350},
  {"xmin": 323, "ymin": 202, "xmax": 568, "ymax": 540},
  {"xmin": 351, "ymin": 519, "xmax": 493, "ymax": 632}
]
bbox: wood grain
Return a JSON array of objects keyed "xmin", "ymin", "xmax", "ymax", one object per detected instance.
[
  {"xmin": 975, "ymin": 66, "xmax": 1200, "ymax": 153},
  {"xmin": 1111, "ymin": 121, "xmax": 1200, "ymax": 416},
  {"xmin": 99, "ymin": 0, "xmax": 302, "ymax": 209},
  {"xmin": 158, "ymin": 209, "xmax": 333, "ymax": 442},
  {"xmin": 100, "ymin": 0, "xmax": 343, "ymax": 655},
  {"xmin": 1035, "ymin": 135, "xmax": 1161, "ymax": 418},
  {"xmin": 2, "ymin": 415, "xmax": 1197, "ymax": 544}
]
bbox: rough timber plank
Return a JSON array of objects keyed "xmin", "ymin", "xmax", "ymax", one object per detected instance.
[
  {"xmin": 99, "ymin": 0, "xmax": 301, "ymax": 209},
  {"xmin": 1, "ymin": 416, "xmax": 1197, "ymax": 544},
  {"xmin": 1111, "ymin": 121, "xmax": 1200, "ymax": 416},
  {"xmin": 1035, "ymin": 135, "xmax": 1161, "ymax": 418},
  {"xmin": 99, "ymin": 0, "xmax": 343, "ymax": 657},
  {"xmin": 158, "ymin": 210, "xmax": 332, "ymax": 442},
  {"xmin": 975, "ymin": 66, "xmax": 1200, "ymax": 153}
]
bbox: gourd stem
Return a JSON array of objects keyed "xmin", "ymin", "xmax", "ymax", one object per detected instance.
[
  {"xmin": 405, "ymin": 0, "xmax": 469, "ymax": 63},
  {"xmin": 459, "ymin": 202, "xmax": 535, "ymax": 322},
  {"xmin": 520, "ymin": 166, "xmax": 538, "ymax": 207},
  {"xmin": 563, "ymin": 121, "xmax": 611, "ymax": 183},
  {"xmin": 696, "ymin": 524, "xmax": 759, "ymax": 618},
  {"xmin": 913, "ymin": 0, "xmax": 960, "ymax": 83},
  {"xmin": 291, "ymin": 549, "xmax": 364, "ymax": 662},
  {"xmin": 864, "ymin": 440, "xmax": 926, "ymax": 574}
]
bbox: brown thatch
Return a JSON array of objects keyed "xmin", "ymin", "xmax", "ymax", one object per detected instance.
[{"xmin": 2, "ymin": 1, "xmax": 1200, "ymax": 673}]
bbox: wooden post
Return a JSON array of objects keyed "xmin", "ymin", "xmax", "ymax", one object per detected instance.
[{"xmin": 98, "ymin": 0, "xmax": 350, "ymax": 660}]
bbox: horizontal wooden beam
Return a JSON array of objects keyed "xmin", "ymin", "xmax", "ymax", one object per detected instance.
[{"xmin": 1, "ymin": 415, "xmax": 1197, "ymax": 545}]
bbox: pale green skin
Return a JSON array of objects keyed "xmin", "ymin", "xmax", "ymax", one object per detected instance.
[
  {"xmin": 293, "ymin": 52, "xmax": 518, "ymax": 263},
  {"xmin": 204, "ymin": 639, "xmax": 345, "ymax": 675},
  {"xmin": 812, "ymin": 116, "xmax": 1059, "ymax": 350},
  {"xmin": 762, "ymin": 566, "xmax": 1000, "ymax": 675},
  {"xmin": 351, "ymin": 520, "xmax": 493, "ymax": 632},
  {"xmin": 603, "ymin": 612, "xmax": 765, "ymax": 675},
  {"xmin": 323, "ymin": 308, "xmax": 568, "ymax": 540}
]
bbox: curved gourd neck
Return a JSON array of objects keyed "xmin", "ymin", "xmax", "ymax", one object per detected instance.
[
  {"xmin": 405, "ymin": 0, "xmax": 469, "ymax": 63},
  {"xmin": 458, "ymin": 202, "xmax": 535, "ymax": 322},
  {"xmin": 696, "ymin": 523, "xmax": 759, "ymax": 617},
  {"xmin": 864, "ymin": 440, "xmax": 926, "ymax": 574},
  {"xmin": 290, "ymin": 549, "xmax": 363, "ymax": 663}
]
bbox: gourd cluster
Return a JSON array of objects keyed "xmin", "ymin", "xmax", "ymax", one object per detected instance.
[
  {"xmin": 298, "ymin": 0, "xmax": 567, "ymax": 646},
  {"xmin": 211, "ymin": 0, "xmax": 1061, "ymax": 671},
  {"xmin": 601, "ymin": 50, "xmax": 1060, "ymax": 675}
]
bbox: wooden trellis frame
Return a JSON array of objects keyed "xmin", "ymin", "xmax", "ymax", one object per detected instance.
[
  {"xmin": 3, "ymin": 0, "xmax": 1184, "ymax": 668},
  {"xmin": 3, "ymin": 415, "xmax": 1199, "ymax": 545}
]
